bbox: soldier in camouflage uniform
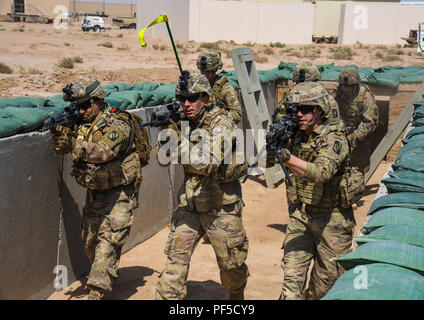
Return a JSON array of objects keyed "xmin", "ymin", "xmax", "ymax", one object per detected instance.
[
  {"xmin": 197, "ymin": 49, "xmax": 242, "ymax": 125},
  {"xmin": 51, "ymin": 78, "xmax": 149, "ymax": 300},
  {"xmin": 334, "ymin": 67, "xmax": 379, "ymax": 173},
  {"xmin": 267, "ymin": 82, "xmax": 355, "ymax": 300},
  {"xmin": 155, "ymin": 71, "xmax": 249, "ymax": 300},
  {"xmin": 274, "ymin": 62, "xmax": 321, "ymax": 122}
]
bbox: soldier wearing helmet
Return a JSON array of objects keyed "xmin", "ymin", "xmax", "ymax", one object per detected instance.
[
  {"xmin": 273, "ymin": 62, "xmax": 322, "ymax": 123},
  {"xmin": 51, "ymin": 78, "xmax": 148, "ymax": 300},
  {"xmin": 334, "ymin": 67, "xmax": 379, "ymax": 173},
  {"xmin": 196, "ymin": 49, "xmax": 242, "ymax": 125},
  {"xmin": 267, "ymin": 82, "xmax": 355, "ymax": 300},
  {"xmin": 156, "ymin": 71, "xmax": 249, "ymax": 300}
]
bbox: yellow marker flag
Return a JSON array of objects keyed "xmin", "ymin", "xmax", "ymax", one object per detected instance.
[{"xmin": 138, "ymin": 14, "xmax": 168, "ymax": 47}]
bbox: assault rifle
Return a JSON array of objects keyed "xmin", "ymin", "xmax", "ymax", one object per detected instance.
[
  {"xmin": 140, "ymin": 102, "xmax": 183, "ymax": 128},
  {"xmin": 242, "ymin": 105, "xmax": 298, "ymax": 186},
  {"xmin": 41, "ymin": 103, "xmax": 81, "ymax": 133}
]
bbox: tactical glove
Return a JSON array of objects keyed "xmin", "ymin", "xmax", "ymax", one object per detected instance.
[
  {"xmin": 52, "ymin": 125, "xmax": 74, "ymax": 155},
  {"xmin": 347, "ymin": 133, "xmax": 357, "ymax": 149}
]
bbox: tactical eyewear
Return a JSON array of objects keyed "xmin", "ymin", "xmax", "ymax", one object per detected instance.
[
  {"xmin": 297, "ymin": 105, "xmax": 315, "ymax": 114},
  {"xmin": 177, "ymin": 94, "xmax": 201, "ymax": 103},
  {"xmin": 77, "ymin": 100, "xmax": 92, "ymax": 110}
]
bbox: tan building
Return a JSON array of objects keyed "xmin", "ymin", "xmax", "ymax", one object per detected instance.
[{"xmin": 0, "ymin": 0, "xmax": 136, "ymax": 24}]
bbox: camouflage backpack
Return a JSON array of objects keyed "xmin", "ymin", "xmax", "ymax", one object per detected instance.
[{"xmin": 117, "ymin": 111, "xmax": 151, "ymax": 168}]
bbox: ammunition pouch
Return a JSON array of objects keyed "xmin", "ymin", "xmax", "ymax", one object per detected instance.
[
  {"xmin": 71, "ymin": 152, "xmax": 139, "ymax": 191},
  {"xmin": 338, "ymin": 166, "xmax": 365, "ymax": 208}
]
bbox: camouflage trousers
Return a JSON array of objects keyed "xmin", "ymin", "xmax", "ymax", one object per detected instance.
[
  {"xmin": 156, "ymin": 200, "xmax": 249, "ymax": 300},
  {"xmin": 280, "ymin": 204, "xmax": 355, "ymax": 300},
  {"xmin": 81, "ymin": 183, "xmax": 136, "ymax": 292}
]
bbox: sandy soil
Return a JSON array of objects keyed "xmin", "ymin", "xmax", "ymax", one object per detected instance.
[
  {"xmin": 0, "ymin": 21, "xmax": 415, "ymax": 300},
  {"xmin": 47, "ymin": 161, "xmax": 391, "ymax": 300},
  {"xmin": 1, "ymin": 22, "xmax": 423, "ymax": 99}
]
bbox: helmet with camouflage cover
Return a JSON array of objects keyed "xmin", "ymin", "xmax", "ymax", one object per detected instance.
[
  {"xmin": 287, "ymin": 82, "xmax": 332, "ymax": 119},
  {"xmin": 196, "ymin": 49, "xmax": 223, "ymax": 71},
  {"xmin": 175, "ymin": 71, "xmax": 214, "ymax": 97},
  {"xmin": 338, "ymin": 67, "xmax": 360, "ymax": 86},
  {"xmin": 62, "ymin": 78, "xmax": 107, "ymax": 105},
  {"xmin": 293, "ymin": 62, "xmax": 321, "ymax": 83}
]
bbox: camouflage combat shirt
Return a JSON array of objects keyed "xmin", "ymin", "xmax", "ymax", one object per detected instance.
[
  {"xmin": 176, "ymin": 104, "xmax": 242, "ymax": 212},
  {"xmin": 211, "ymin": 75, "xmax": 242, "ymax": 125},
  {"xmin": 334, "ymin": 85, "xmax": 379, "ymax": 144},
  {"xmin": 288, "ymin": 121, "xmax": 350, "ymax": 208}
]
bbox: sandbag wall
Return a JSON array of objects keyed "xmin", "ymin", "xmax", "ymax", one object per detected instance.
[
  {"xmin": 323, "ymin": 94, "xmax": 424, "ymax": 300},
  {"xmin": 0, "ymin": 105, "xmax": 184, "ymax": 300}
]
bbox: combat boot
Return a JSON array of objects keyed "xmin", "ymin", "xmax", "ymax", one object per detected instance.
[{"xmin": 87, "ymin": 286, "xmax": 105, "ymax": 300}]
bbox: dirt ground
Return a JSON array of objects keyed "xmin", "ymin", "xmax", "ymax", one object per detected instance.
[
  {"xmin": 47, "ymin": 161, "xmax": 391, "ymax": 300},
  {"xmin": 0, "ymin": 22, "xmax": 416, "ymax": 300}
]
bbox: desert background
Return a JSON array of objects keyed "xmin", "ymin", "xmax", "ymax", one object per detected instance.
[{"xmin": 0, "ymin": 21, "xmax": 422, "ymax": 299}]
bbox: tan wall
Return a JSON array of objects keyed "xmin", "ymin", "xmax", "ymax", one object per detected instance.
[
  {"xmin": 338, "ymin": 3, "xmax": 424, "ymax": 44},
  {"xmin": 138, "ymin": 0, "xmax": 314, "ymax": 44}
]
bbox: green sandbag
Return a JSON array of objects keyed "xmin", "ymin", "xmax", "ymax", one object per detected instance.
[
  {"xmin": 363, "ymin": 68, "xmax": 401, "ymax": 89},
  {"xmin": 356, "ymin": 224, "xmax": 424, "ymax": 247},
  {"xmin": 151, "ymin": 83, "xmax": 176, "ymax": 105},
  {"xmin": 106, "ymin": 91, "xmax": 140, "ymax": 110},
  {"xmin": 403, "ymin": 126, "xmax": 424, "ymax": 143},
  {"xmin": 136, "ymin": 91, "xmax": 154, "ymax": 107},
  {"xmin": 392, "ymin": 152, "xmax": 424, "ymax": 172},
  {"xmin": 144, "ymin": 92, "xmax": 167, "ymax": 107},
  {"xmin": 336, "ymin": 240, "xmax": 424, "ymax": 273},
  {"xmin": 413, "ymin": 118, "xmax": 424, "ymax": 126},
  {"xmin": 413, "ymin": 106, "xmax": 424, "ymax": 119},
  {"xmin": 0, "ymin": 97, "xmax": 47, "ymax": 109},
  {"xmin": 104, "ymin": 97, "xmax": 122, "ymax": 108},
  {"xmin": 400, "ymin": 66, "xmax": 424, "ymax": 83},
  {"xmin": 45, "ymin": 94, "xmax": 70, "ymax": 109},
  {"xmin": 367, "ymin": 192, "xmax": 424, "ymax": 216},
  {"xmin": 361, "ymin": 207, "xmax": 424, "ymax": 234},
  {"xmin": 0, "ymin": 117, "xmax": 23, "ymax": 138},
  {"xmin": 322, "ymin": 263, "xmax": 424, "ymax": 300},
  {"xmin": 133, "ymin": 82, "xmax": 159, "ymax": 91},
  {"xmin": 38, "ymin": 106, "xmax": 67, "ymax": 119},
  {"xmin": 383, "ymin": 170, "xmax": 424, "ymax": 192},
  {"xmin": 0, "ymin": 107, "xmax": 48, "ymax": 132},
  {"xmin": 102, "ymin": 83, "xmax": 134, "ymax": 94}
]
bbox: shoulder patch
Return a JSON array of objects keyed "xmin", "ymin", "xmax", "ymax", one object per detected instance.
[
  {"xmin": 333, "ymin": 140, "xmax": 342, "ymax": 155},
  {"xmin": 102, "ymin": 125, "xmax": 125, "ymax": 148},
  {"xmin": 108, "ymin": 130, "xmax": 120, "ymax": 141}
]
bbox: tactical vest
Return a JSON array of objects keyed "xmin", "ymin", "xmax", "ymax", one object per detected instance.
[
  {"xmin": 203, "ymin": 105, "xmax": 248, "ymax": 183},
  {"xmin": 180, "ymin": 105, "xmax": 245, "ymax": 212},
  {"xmin": 71, "ymin": 107, "xmax": 141, "ymax": 192},
  {"xmin": 291, "ymin": 123, "xmax": 347, "ymax": 207}
]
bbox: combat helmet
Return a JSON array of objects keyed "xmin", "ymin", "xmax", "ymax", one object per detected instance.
[
  {"xmin": 293, "ymin": 62, "xmax": 321, "ymax": 83},
  {"xmin": 196, "ymin": 49, "xmax": 223, "ymax": 71},
  {"xmin": 62, "ymin": 78, "xmax": 107, "ymax": 105},
  {"xmin": 338, "ymin": 67, "xmax": 360, "ymax": 86},
  {"xmin": 175, "ymin": 71, "xmax": 214, "ymax": 97},
  {"xmin": 287, "ymin": 82, "xmax": 332, "ymax": 119}
]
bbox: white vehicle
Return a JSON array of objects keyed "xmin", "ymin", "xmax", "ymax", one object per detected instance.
[{"xmin": 81, "ymin": 16, "xmax": 105, "ymax": 32}]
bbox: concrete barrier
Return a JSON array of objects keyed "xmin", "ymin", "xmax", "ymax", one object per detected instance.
[{"xmin": 0, "ymin": 106, "xmax": 183, "ymax": 300}]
